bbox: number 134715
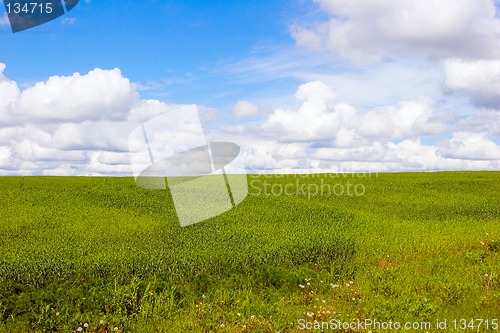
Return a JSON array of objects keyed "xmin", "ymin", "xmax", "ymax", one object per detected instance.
[{"xmin": 5, "ymin": 2, "xmax": 53, "ymax": 14}]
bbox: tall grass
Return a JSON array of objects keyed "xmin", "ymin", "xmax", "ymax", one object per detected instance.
[{"xmin": 0, "ymin": 172, "xmax": 498, "ymax": 332}]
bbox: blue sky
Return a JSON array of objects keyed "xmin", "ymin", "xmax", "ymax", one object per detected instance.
[
  {"xmin": 0, "ymin": 0, "xmax": 500, "ymax": 175},
  {"xmin": 1, "ymin": 1, "xmax": 309, "ymax": 106}
]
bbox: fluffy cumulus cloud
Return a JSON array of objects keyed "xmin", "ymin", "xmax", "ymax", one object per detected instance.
[
  {"xmin": 232, "ymin": 100, "xmax": 260, "ymax": 119},
  {"xmin": 15, "ymin": 68, "xmax": 138, "ymax": 122},
  {"xmin": 293, "ymin": 0, "xmax": 500, "ymax": 61},
  {"xmin": 0, "ymin": 64, "xmax": 177, "ymax": 175},
  {"xmin": 444, "ymin": 59, "xmax": 500, "ymax": 107},
  {"xmin": 262, "ymin": 82, "xmax": 445, "ymax": 145},
  {"xmin": 0, "ymin": 63, "xmax": 21, "ymax": 125},
  {"xmin": 438, "ymin": 132, "xmax": 500, "ymax": 160},
  {"xmin": 456, "ymin": 110, "xmax": 500, "ymax": 136},
  {"xmin": 220, "ymin": 81, "xmax": 500, "ymax": 172},
  {"xmin": 274, "ymin": 0, "xmax": 500, "ymax": 172},
  {"xmin": 0, "ymin": 61, "xmax": 499, "ymax": 175},
  {"xmin": 0, "ymin": 147, "xmax": 11, "ymax": 168}
]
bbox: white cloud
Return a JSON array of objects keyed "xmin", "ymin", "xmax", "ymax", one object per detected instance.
[
  {"xmin": 294, "ymin": 0, "xmax": 500, "ymax": 61},
  {"xmin": 52, "ymin": 121, "xmax": 135, "ymax": 152},
  {"xmin": 262, "ymin": 81, "xmax": 348, "ymax": 143},
  {"xmin": 438, "ymin": 132, "xmax": 500, "ymax": 160},
  {"xmin": 127, "ymin": 99, "xmax": 176, "ymax": 123},
  {"xmin": 85, "ymin": 152, "xmax": 132, "ymax": 176},
  {"xmin": 358, "ymin": 97, "xmax": 446, "ymax": 139},
  {"xmin": 218, "ymin": 80, "xmax": 499, "ymax": 173},
  {"xmin": 0, "ymin": 63, "xmax": 21, "ymax": 125},
  {"xmin": 456, "ymin": 110, "xmax": 500, "ymax": 136},
  {"xmin": 14, "ymin": 140, "xmax": 86, "ymax": 162},
  {"xmin": 232, "ymin": 100, "xmax": 259, "ymax": 119},
  {"xmin": 0, "ymin": 125, "xmax": 52, "ymax": 146},
  {"xmin": 0, "ymin": 147, "xmax": 11, "ymax": 168},
  {"xmin": 262, "ymin": 81, "xmax": 447, "ymax": 145},
  {"xmin": 0, "ymin": 64, "xmax": 186, "ymax": 175},
  {"xmin": 236, "ymin": 135, "xmax": 498, "ymax": 173},
  {"xmin": 291, "ymin": 25, "xmax": 323, "ymax": 51},
  {"xmin": 0, "ymin": 62, "xmax": 498, "ymax": 175},
  {"xmin": 15, "ymin": 68, "xmax": 138, "ymax": 122},
  {"xmin": 444, "ymin": 58, "xmax": 500, "ymax": 107},
  {"xmin": 95, "ymin": 151, "xmax": 131, "ymax": 165}
]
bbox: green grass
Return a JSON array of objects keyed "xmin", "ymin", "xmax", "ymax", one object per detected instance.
[{"xmin": 0, "ymin": 172, "xmax": 499, "ymax": 332}]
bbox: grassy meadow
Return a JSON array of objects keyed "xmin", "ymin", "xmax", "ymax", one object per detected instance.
[{"xmin": 0, "ymin": 172, "xmax": 499, "ymax": 332}]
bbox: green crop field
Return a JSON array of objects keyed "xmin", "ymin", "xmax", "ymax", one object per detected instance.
[{"xmin": 0, "ymin": 172, "xmax": 499, "ymax": 332}]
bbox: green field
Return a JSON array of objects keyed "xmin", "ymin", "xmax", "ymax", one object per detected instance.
[{"xmin": 0, "ymin": 172, "xmax": 499, "ymax": 332}]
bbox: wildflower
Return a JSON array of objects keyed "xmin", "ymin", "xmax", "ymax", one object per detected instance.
[
  {"xmin": 330, "ymin": 283, "xmax": 339, "ymax": 288},
  {"xmin": 221, "ymin": 323, "xmax": 225, "ymax": 327},
  {"xmin": 307, "ymin": 312, "xmax": 314, "ymax": 317},
  {"xmin": 251, "ymin": 315, "xmax": 255, "ymax": 319},
  {"xmin": 481, "ymin": 242, "xmax": 485, "ymax": 245},
  {"xmin": 84, "ymin": 323, "xmax": 89, "ymax": 328},
  {"xmin": 55, "ymin": 312, "xmax": 59, "ymax": 316},
  {"xmin": 322, "ymin": 300, "xmax": 326, "ymax": 303},
  {"xmin": 306, "ymin": 282, "xmax": 310, "ymax": 286},
  {"xmin": 100, "ymin": 320, "xmax": 104, "ymax": 325},
  {"xmin": 114, "ymin": 327, "xmax": 119, "ymax": 331},
  {"xmin": 299, "ymin": 284, "xmax": 305, "ymax": 288},
  {"xmin": 237, "ymin": 313, "xmax": 241, "ymax": 317},
  {"xmin": 77, "ymin": 328, "xmax": 83, "ymax": 332}
]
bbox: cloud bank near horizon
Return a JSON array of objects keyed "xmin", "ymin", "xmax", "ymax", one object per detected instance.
[{"xmin": 0, "ymin": 62, "xmax": 499, "ymax": 175}]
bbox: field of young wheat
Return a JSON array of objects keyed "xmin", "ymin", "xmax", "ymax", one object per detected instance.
[{"xmin": 0, "ymin": 172, "xmax": 498, "ymax": 332}]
